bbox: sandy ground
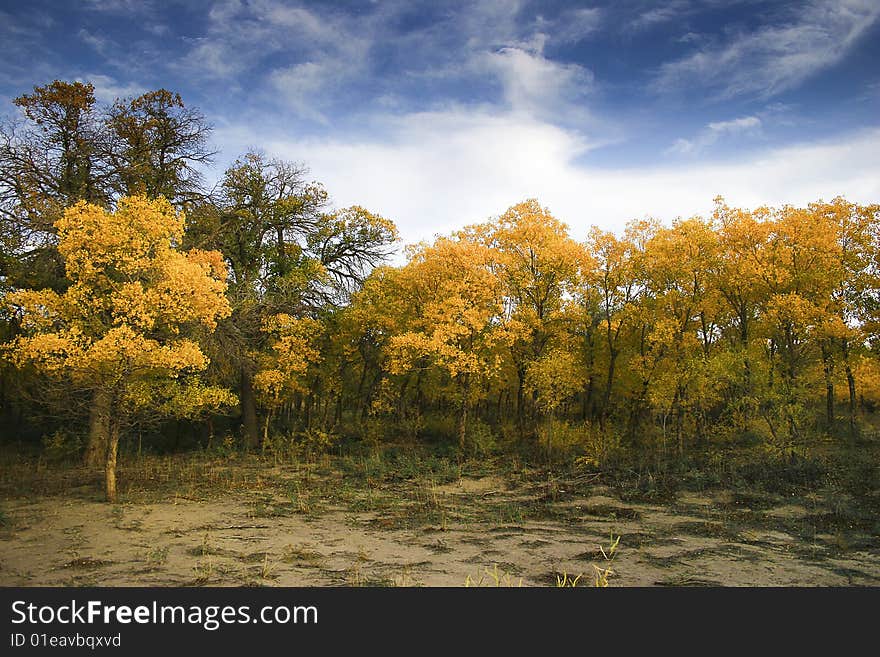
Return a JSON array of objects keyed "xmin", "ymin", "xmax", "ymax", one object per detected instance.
[{"xmin": 1, "ymin": 465, "xmax": 878, "ymax": 587}]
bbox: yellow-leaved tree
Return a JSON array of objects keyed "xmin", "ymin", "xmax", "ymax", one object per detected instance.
[
  {"xmin": 477, "ymin": 200, "xmax": 590, "ymax": 432},
  {"xmin": 3, "ymin": 195, "xmax": 234, "ymax": 501},
  {"xmin": 388, "ymin": 236, "xmax": 508, "ymax": 451},
  {"xmin": 252, "ymin": 313, "xmax": 322, "ymax": 444}
]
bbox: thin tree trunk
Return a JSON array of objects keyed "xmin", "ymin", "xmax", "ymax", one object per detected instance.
[
  {"xmin": 263, "ymin": 409, "xmax": 272, "ymax": 451},
  {"xmin": 357, "ymin": 358, "xmax": 369, "ymax": 421},
  {"xmin": 515, "ymin": 364, "xmax": 525, "ymax": 429},
  {"xmin": 458, "ymin": 376, "xmax": 470, "ymax": 452},
  {"xmin": 842, "ymin": 338, "xmax": 857, "ymax": 438},
  {"xmin": 105, "ymin": 418, "xmax": 120, "ymax": 503},
  {"xmin": 672, "ymin": 385, "xmax": 684, "ymax": 456},
  {"xmin": 601, "ymin": 348, "xmax": 618, "ymax": 429},
  {"xmin": 85, "ymin": 388, "xmax": 111, "ymax": 467}
]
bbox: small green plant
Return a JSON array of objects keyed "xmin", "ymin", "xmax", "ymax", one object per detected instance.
[
  {"xmin": 282, "ymin": 543, "xmax": 324, "ymax": 566},
  {"xmin": 289, "ymin": 482, "xmax": 313, "ymax": 514},
  {"xmin": 146, "ymin": 545, "xmax": 169, "ymax": 566},
  {"xmin": 574, "ymin": 423, "xmax": 622, "ymax": 469},
  {"xmin": 393, "ymin": 565, "xmax": 417, "ymax": 587},
  {"xmin": 346, "ymin": 561, "xmax": 364, "ymax": 586},
  {"xmin": 202, "ymin": 531, "xmax": 213, "ymax": 555},
  {"xmin": 213, "ymin": 433, "xmax": 239, "ymax": 458},
  {"xmin": 192, "ymin": 557, "xmax": 215, "ymax": 583}
]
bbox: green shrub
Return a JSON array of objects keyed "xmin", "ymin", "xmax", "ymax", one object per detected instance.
[{"xmin": 466, "ymin": 418, "xmax": 497, "ymax": 457}]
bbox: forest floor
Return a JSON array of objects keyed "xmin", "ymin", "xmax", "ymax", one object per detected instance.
[{"xmin": 1, "ymin": 449, "xmax": 879, "ymax": 586}]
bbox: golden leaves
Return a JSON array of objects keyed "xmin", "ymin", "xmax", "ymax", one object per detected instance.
[
  {"xmin": 525, "ymin": 349, "xmax": 582, "ymax": 413},
  {"xmin": 253, "ymin": 314, "xmax": 322, "ymax": 406},
  {"xmin": 56, "ymin": 195, "xmax": 183, "ymax": 282},
  {"xmin": 3, "ymin": 196, "xmax": 231, "ymax": 413}
]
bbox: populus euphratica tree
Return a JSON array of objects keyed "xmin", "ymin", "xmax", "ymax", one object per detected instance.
[{"xmin": 3, "ymin": 195, "xmax": 233, "ymax": 501}]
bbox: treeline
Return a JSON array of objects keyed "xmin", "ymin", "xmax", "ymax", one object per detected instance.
[
  {"xmin": 0, "ymin": 80, "xmax": 396, "ymax": 499},
  {"xmin": 2, "ymin": 80, "xmax": 879, "ymax": 501}
]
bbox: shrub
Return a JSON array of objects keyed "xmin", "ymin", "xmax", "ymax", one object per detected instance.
[
  {"xmin": 466, "ymin": 418, "xmax": 497, "ymax": 457},
  {"xmin": 299, "ymin": 427, "xmax": 340, "ymax": 454}
]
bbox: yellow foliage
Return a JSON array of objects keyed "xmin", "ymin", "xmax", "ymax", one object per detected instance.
[
  {"xmin": 254, "ymin": 314, "xmax": 322, "ymax": 407},
  {"xmin": 3, "ymin": 195, "xmax": 234, "ymax": 418},
  {"xmin": 525, "ymin": 350, "xmax": 582, "ymax": 413}
]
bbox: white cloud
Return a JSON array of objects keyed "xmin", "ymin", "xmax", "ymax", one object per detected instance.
[
  {"xmin": 552, "ymin": 7, "xmax": 602, "ymax": 44},
  {"xmin": 186, "ymin": 39, "xmax": 245, "ymax": 78},
  {"xmin": 181, "ymin": 0, "xmax": 604, "ymax": 125},
  {"xmin": 654, "ymin": 0, "xmax": 880, "ymax": 98},
  {"xmin": 269, "ymin": 62, "xmax": 340, "ymax": 124},
  {"xmin": 214, "ymin": 109, "xmax": 880, "ymax": 261},
  {"xmin": 670, "ymin": 115, "xmax": 762, "ymax": 154},
  {"xmin": 628, "ymin": 1, "xmax": 691, "ymax": 32},
  {"xmin": 180, "ymin": 0, "xmax": 374, "ymax": 121},
  {"xmin": 483, "ymin": 46, "xmax": 594, "ymax": 121},
  {"xmin": 78, "ymin": 29, "xmax": 111, "ymax": 56},
  {"xmin": 78, "ymin": 73, "xmax": 145, "ymax": 102},
  {"xmin": 82, "ymin": 0, "xmax": 155, "ymax": 14}
]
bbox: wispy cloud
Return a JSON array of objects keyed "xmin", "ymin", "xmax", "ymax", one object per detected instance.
[
  {"xmin": 181, "ymin": 0, "xmax": 376, "ymax": 116},
  {"xmin": 183, "ymin": 0, "xmax": 603, "ymax": 130},
  {"xmin": 653, "ymin": 0, "xmax": 880, "ymax": 99},
  {"xmin": 483, "ymin": 45, "xmax": 594, "ymax": 122},
  {"xmin": 669, "ymin": 115, "xmax": 762, "ymax": 154},
  {"xmin": 627, "ymin": 0, "xmax": 692, "ymax": 33},
  {"xmin": 548, "ymin": 7, "xmax": 602, "ymax": 44},
  {"xmin": 78, "ymin": 73, "xmax": 146, "ymax": 103},
  {"xmin": 78, "ymin": 28, "xmax": 112, "ymax": 56},
  {"xmin": 81, "ymin": 0, "xmax": 156, "ymax": 13}
]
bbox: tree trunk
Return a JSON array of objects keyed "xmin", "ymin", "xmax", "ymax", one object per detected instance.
[
  {"xmin": 601, "ymin": 348, "xmax": 618, "ymax": 429},
  {"xmin": 240, "ymin": 368, "xmax": 259, "ymax": 449},
  {"xmin": 263, "ymin": 410, "xmax": 272, "ymax": 452},
  {"xmin": 820, "ymin": 342, "xmax": 834, "ymax": 432},
  {"xmin": 515, "ymin": 363, "xmax": 526, "ymax": 435},
  {"xmin": 740, "ymin": 309, "xmax": 752, "ymax": 426},
  {"xmin": 357, "ymin": 358, "xmax": 369, "ymax": 421},
  {"xmin": 842, "ymin": 339, "xmax": 857, "ymax": 438},
  {"xmin": 84, "ymin": 388, "xmax": 111, "ymax": 467},
  {"xmin": 105, "ymin": 417, "xmax": 120, "ymax": 503},
  {"xmin": 672, "ymin": 385, "xmax": 684, "ymax": 456},
  {"xmin": 457, "ymin": 376, "xmax": 470, "ymax": 452}
]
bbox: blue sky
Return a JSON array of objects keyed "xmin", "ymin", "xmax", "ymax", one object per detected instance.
[{"xmin": 1, "ymin": 0, "xmax": 879, "ymax": 253}]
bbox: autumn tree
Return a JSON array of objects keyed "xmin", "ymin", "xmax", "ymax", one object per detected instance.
[
  {"xmin": 252, "ymin": 314, "xmax": 321, "ymax": 444},
  {"xmin": 186, "ymin": 152, "xmax": 397, "ymax": 447},
  {"xmin": 2, "ymin": 196, "xmax": 234, "ymax": 501},
  {"xmin": 639, "ymin": 216, "xmax": 721, "ymax": 450},
  {"xmin": 585, "ymin": 224, "xmax": 645, "ymax": 427},
  {"xmin": 0, "ymin": 81, "xmax": 109, "ymax": 291},
  {"xmin": 525, "ymin": 347, "xmax": 582, "ymax": 457},
  {"xmin": 817, "ymin": 198, "xmax": 880, "ymax": 435},
  {"xmin": 104, "ymin": 89, "xmax": 214, "ymax": 204},
  {"xmin": 388, "ymin": 236, "xmax": 507, "ymax": 450},
  {"xmin": 475, "ymin": 200, "xmax": 588, "ymax": 433},
  {"xmin": 339, "ymin": 266, "xmax": 413, "ymax": 422}
]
